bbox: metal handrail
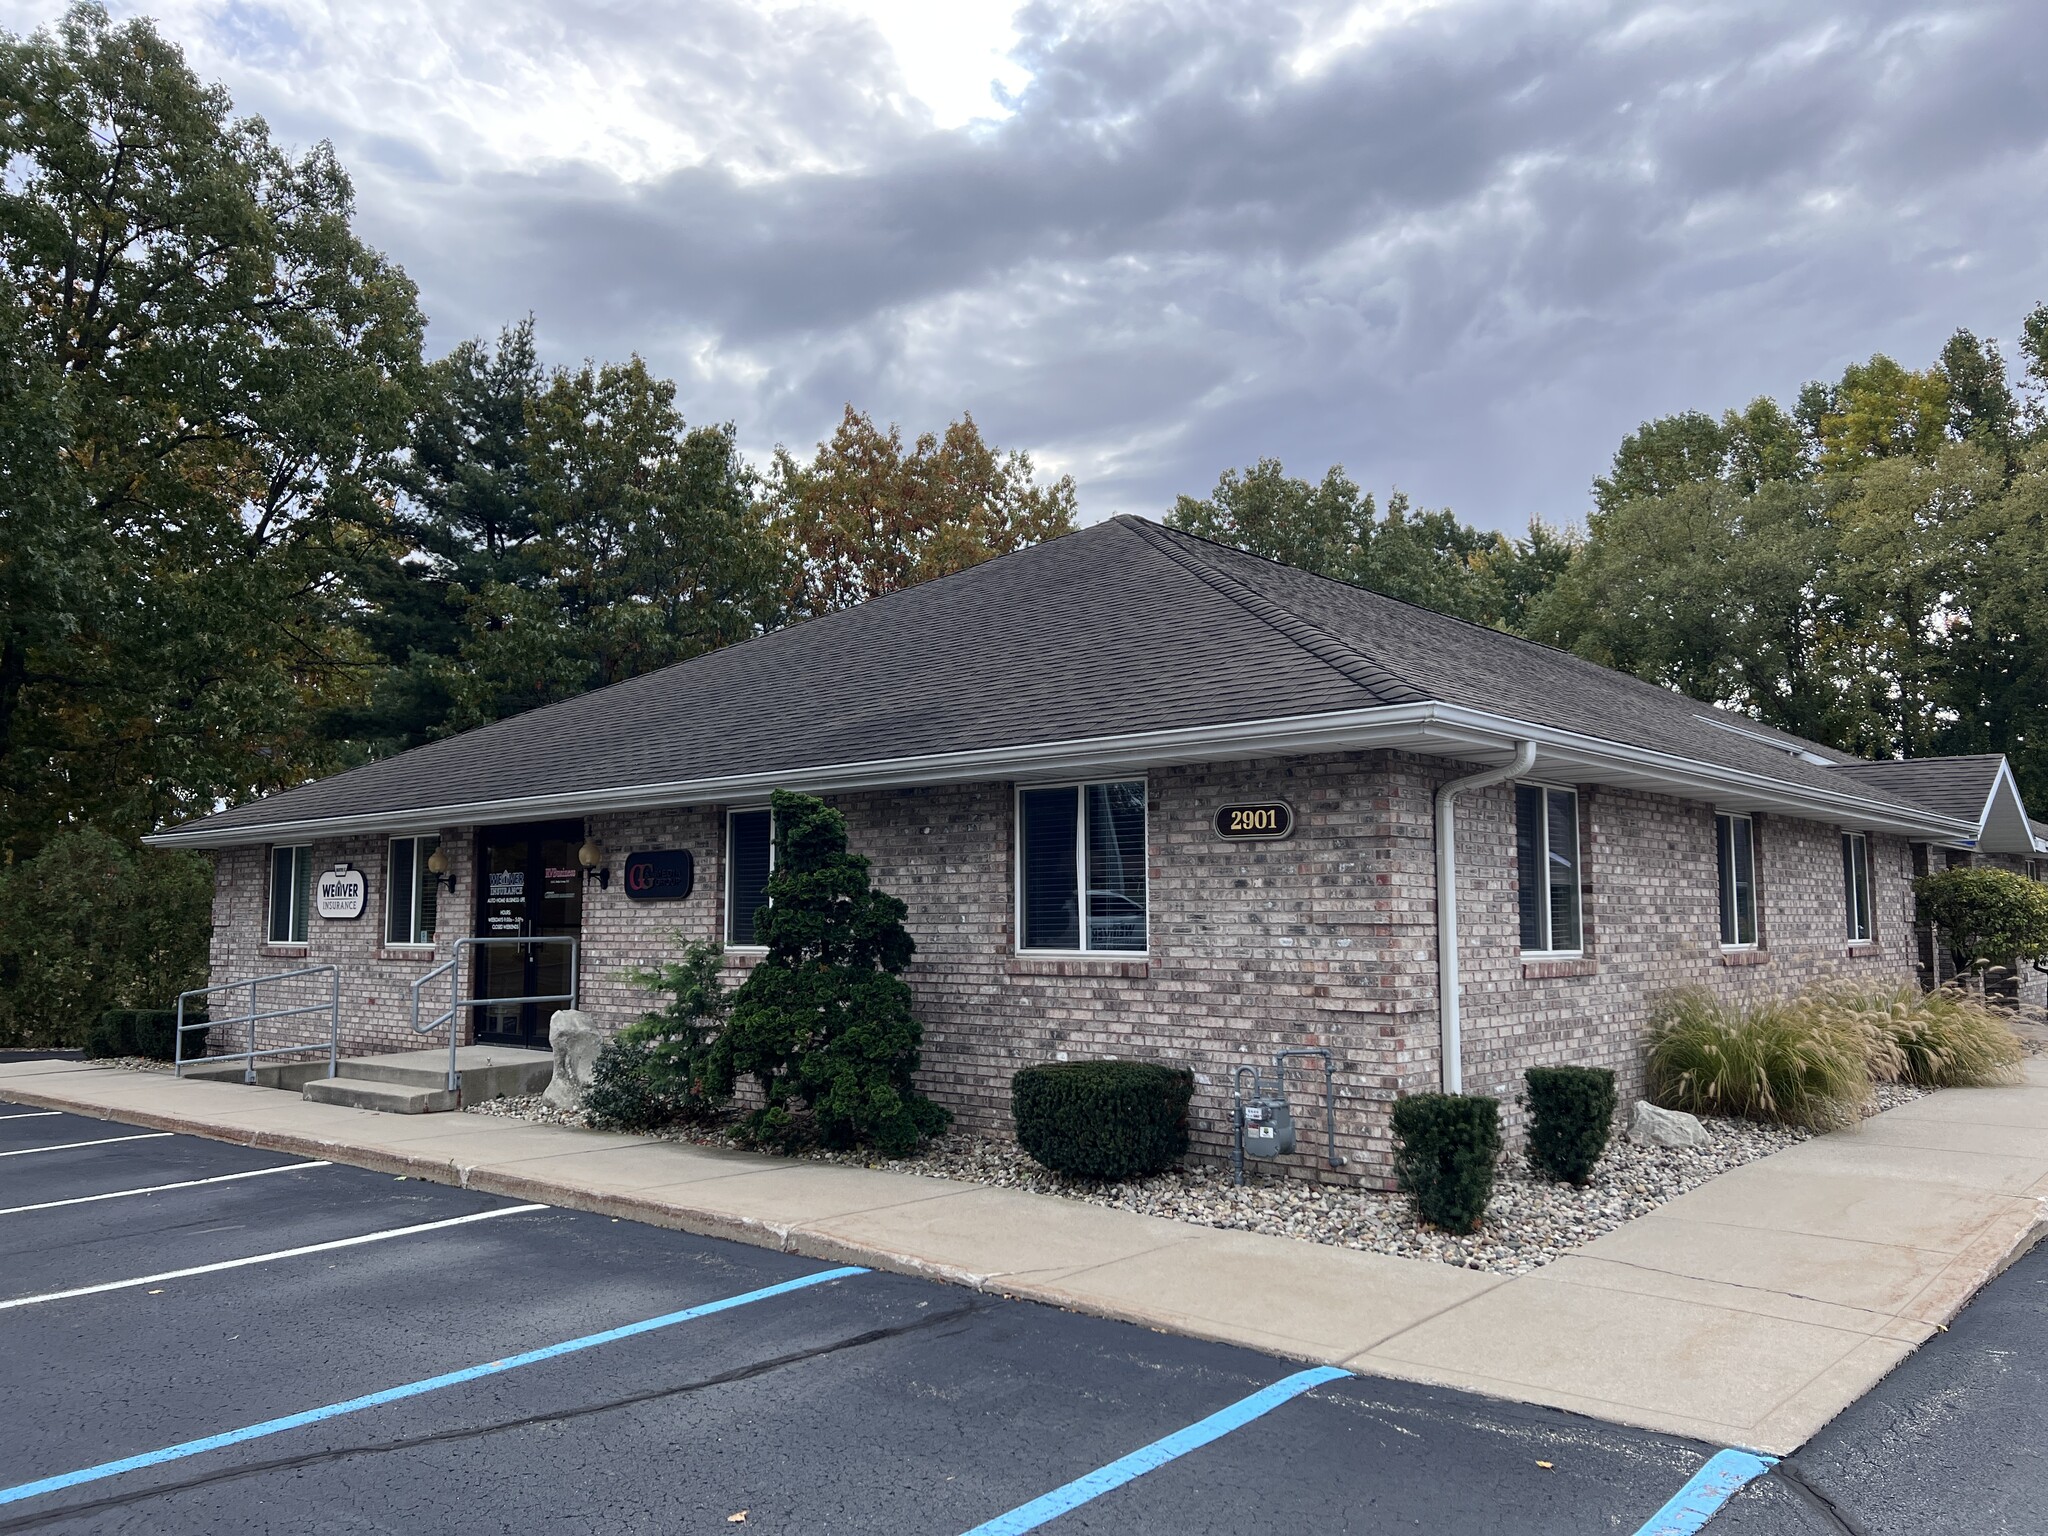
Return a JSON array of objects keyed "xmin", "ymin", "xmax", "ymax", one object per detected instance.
[
  {"xmin": 410, "ymin": 936, "xmax": 579, "ymax": 1094},
  {"xmin": 176, "ymin": 965, "xmax": 340, "ymax": 1084}
]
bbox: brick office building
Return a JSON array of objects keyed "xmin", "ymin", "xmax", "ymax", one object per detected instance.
[{"xmin": 150, "ymin": 517, "xmax": 2046, "ymax": 1182}]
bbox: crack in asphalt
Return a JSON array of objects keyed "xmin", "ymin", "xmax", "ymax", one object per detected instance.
[
  {"xmin": 0, "ymin": 1299, "xmax": 991, "ymax": 1532},
  {"xmin": 1771, "ymin": 1461, "xmax": 1876, "ymax": 1536}
]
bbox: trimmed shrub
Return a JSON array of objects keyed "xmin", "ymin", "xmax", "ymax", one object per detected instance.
[
  {"xmin": 1814, "ymin": 983, "xmax": 2024, "ymax": 1088},
  {"xmin": 1523, "ymin": 1066, "xmax": 1616, "ymax": 1185},
  {"xmin": 85, "ymin": 1008, "xmax": 207, "ymax": 1062},
  {"xmin": 1012, "ymin": 1061, "xmax": 1194, "ymax": 1180},
  {"xmin": 583, "ymin": 1035, "xmax": 691, "ymax": 1134},
  {"xmin": 1914, "ymin": 867, "xmax": 2048, "ymax": 977},
  {"xmin": 603, "ymin": 939, "xmax": 732, "ymax": 1126},
  {"xmin": 707, "ymin": 790, "xmax": 948, "ymax": 1155},
  {"xmin": 1391, "ymin": 1093, "xmax": 1501, "ymax": 1234},
  {"xmin": 1645, "ymin": 988, "xmax": 1868, "ymax": 1130}
]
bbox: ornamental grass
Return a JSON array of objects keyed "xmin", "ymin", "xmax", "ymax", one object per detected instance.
[
  {"xmin": 1809, "ymin": 982, "xmax": 2025, "ymax": 1089},
  {"xmin": 1644, "ymin": 988, "xmax": 1870, "ymax": 1130}
]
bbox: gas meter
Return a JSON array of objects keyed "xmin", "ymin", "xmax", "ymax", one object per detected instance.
[
  {"xmin": 1238, "ymin": 1094, "xmax": 1296, "ymax": 1158},
  {"xmin": 1231, "ymin": 1048, "xmax": 1344, "ymax": 1183}
]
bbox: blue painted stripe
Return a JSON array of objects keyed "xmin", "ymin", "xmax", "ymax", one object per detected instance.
[
  {"xmin": 0, "ymin": 1265, "xmax": 867, "ymax": 1509},
  {"xmin": 959, "ymin": 1365, "xmax": 1350, "ymax": 1535},
  {"xmin": 1632, "ymin": 1448, "xmax": 1779, "ymax": 1536}
]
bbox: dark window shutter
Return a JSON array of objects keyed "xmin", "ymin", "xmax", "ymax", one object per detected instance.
[
  {"xmin": 727, "ymin": 811, "xmax": 773, "ymax": 946},
  {"xmin": 1515, "ymin": 785, "xmax": 1544, "ymax": 950},
  {"xmin": 1021, "ymin": 787, "xmax": 1080, "ymax": 950}
]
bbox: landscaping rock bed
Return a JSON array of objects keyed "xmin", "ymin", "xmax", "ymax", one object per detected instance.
[{"xmin": 466, "ymin": 1080, "xmax": 1936, "ymax": 1276}]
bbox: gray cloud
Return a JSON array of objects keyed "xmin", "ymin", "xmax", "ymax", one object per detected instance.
[{"xmin": 20, "ymin": 0, "xmax": 2046, "ymax": 528}]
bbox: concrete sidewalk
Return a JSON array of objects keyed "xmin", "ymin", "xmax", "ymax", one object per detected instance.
[{"xmin": 4, "ymin": 1055, "xmax": 2044, "ymax": 1454}]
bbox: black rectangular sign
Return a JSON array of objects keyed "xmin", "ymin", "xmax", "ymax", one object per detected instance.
[
  {"xmin": 1214, "ymin": 802, "xmax": 1294, "ymax": 840},
  {"xmin": 623, "ymin": 848, "xmax": 696, "ymax": 901}
]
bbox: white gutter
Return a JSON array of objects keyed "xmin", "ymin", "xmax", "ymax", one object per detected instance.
[
  {"xmin": 144, "ymin": 700, "xmax": 1977, "ymax": 850},
  {"xmin": 1435, "ymin": 741, "xmax": 1538, "ymax": 1094}
]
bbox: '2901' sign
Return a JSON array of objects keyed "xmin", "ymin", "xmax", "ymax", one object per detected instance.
[{"xmin": 1213, "ymin": 802, "xmax": 1294, "ymax": 841}]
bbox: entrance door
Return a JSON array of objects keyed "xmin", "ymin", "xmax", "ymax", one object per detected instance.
[{"xmin": 474, "ymin": 821, "xmax": 583, "ymax": 1050}]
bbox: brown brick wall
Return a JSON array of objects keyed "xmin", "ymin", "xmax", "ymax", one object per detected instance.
[{"xmin": 203, "ymin": 749, "xmax": 1925, "ymax": 1182}]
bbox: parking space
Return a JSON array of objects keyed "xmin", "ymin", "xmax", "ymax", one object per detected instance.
[{"xmin": 0, "ymin": 1101, "xmax": 1779, "ymax": 1534}]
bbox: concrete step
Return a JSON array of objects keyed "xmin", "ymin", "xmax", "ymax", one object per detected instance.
[
  {"xmin": 293, "ymin": 1045, "xmax": 554, "ymax": 1115},
  {"xmin": 180, "ymin": 1058, "xmax": 336, "ymax": 1092},
  {"xmin": 302, "ymin": 1075, "xmax": 458, "ymax": 1114},
  {"xmin": 331, "ymin": 1046, "xmax": 554, "ymax": 1100}
]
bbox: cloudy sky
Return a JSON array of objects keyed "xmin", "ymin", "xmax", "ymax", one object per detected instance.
[{"xmin": 13, "ymin": 1, "xmax": 2045, "ymax": 530}]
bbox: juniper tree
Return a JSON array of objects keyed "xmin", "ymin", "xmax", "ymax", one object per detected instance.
[{"xmin": 707, "ymin": 789, "xmax": 949, "ymax": 1155}]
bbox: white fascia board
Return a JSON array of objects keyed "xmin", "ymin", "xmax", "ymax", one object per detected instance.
[{"xmin": 144, "ymin": 701, "xmax": 1978, "ymax": 849}]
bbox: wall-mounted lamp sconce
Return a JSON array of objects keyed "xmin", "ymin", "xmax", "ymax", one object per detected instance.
[
  {"xmin": 578, "ymin": 837, "xmax": 610, "ymax": 890},
  {"xmin": 425, "ymin": 845, "xmax": 457, "ymax": 896}
]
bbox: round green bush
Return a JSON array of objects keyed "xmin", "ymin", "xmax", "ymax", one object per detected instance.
[
  {"xmin": 1012, "ymin": 1061, "xmax": 1194, "ymax": 1181},
  {"xmin": 1391, "ymin": 1092, "xmax": 1501, "ymax": 1234},
  {"xmin": 1523, "ymin": 1065, "xmax": 1616, "ymax": 1186}
]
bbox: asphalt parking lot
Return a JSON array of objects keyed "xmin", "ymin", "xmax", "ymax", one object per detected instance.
[{"xmin": 0, "ymin": 1099, "xmax": 2004, "ymax": 1535}]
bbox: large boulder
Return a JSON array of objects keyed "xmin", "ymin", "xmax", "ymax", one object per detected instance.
[
  {"xmin": 543, "ymin": 1010, "xmax": 606, "ymax": 1112},
  {"xmin": 1627, "ymin": 1100, "xmax": 1710, "ymax": 1149}
]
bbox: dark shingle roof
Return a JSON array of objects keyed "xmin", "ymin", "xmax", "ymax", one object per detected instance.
[
  {"xmin": 1828, "ymin": 756, "xmax": 2006, "ymax": 824},
  {"xmin": 161, "ymin": 515, "xmax": 1950, "ymax": 841}
]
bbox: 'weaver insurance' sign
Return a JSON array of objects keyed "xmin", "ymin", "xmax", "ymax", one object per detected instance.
[{"xmin": 316, "ymin": 864, "xmax": 367, "ymax": 919}]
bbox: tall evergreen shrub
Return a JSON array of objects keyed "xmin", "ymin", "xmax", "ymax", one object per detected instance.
[
  {"xmin": 1522, "ymin": 1066, "xmax": 1616, "ymax": 1185},
  {"xmin": 1391, "ymin": 1093, "xmax": 1500, "ymax": 1234},
  {"xmin": 706, "ymin": 790, "xmax": 948, "ymax": 1154},
  {"xmin": 584, "ymin": 940, "xmax": 733, "ymax": 1132}
]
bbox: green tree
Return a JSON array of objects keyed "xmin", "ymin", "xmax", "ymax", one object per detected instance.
[
  {"xmin": 441, "ymin": 358, "xmax": 782, "ymax": 728},
  {"xmin": 1171, "ymin": 458, "xmax": 1569, "ymax": 628},
  {"xmin": 0, "ymin": 4, "xmax": 424, "ymax": 854},
  {"xmin": 1915, "ymin": 866, "xmax": 2048, "ymax": 977},
  {"xmin": 707, "ymin": 789, "xmax": 948, "ymax": 1154},
  {"xmin": 772, "ymin": 406, "xmax": 1076, "ymax": 618},
  {"xmin": 0, "ymin": 825, "xmax": 211, "ymax": 1047}
]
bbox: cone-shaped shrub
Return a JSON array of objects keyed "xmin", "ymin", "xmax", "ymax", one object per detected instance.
[
  {"xmin": 1523, "ymin": 1066, "xmax": 1616, "ymax": 1185},
  {"xmin": 1012, "ymin": 1061, "xmax": 1193, "ymax": 1180},
  {"xmin": 1391, "ymin": 1093, "xmax": 1500, "ymax": 1234},
  {"xmin": 706, "ymin": 790, "xmax": 949, "ymax": 1155}
]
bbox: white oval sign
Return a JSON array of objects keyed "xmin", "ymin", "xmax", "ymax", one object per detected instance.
[{"xmin": 316, "ymin": 864, "xmax": 367, "ymax": 920}]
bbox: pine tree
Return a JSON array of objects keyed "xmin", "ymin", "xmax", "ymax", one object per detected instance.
[{"xmin": 708, "ymin": 790, "xmax": 949, "ymax": 1154}]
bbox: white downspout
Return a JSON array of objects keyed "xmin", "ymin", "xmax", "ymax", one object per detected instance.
[{"xmin": 1435, "ymin": 740, "xmax": 1538, "ymax": 1093}]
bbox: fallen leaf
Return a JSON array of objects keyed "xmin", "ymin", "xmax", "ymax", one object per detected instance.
[
  {"xmin": 147, "ymin": 1289, "xmax": 165, "ymax": 1296},
  {"xmin": 1535, "ymin": 1461, "xmax": 1553, "ymax": 1470},
  {"xmin": 727, "ymin": 1513, "xmax": 748, "ymax": 1524}
]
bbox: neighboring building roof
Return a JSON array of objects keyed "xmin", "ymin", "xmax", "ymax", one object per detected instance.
[
  {"xmin": 149, "ymin": 516, "xmax": 1989, "ymax": 848},
  {"xmin": 1833, "ymin": 755, "xmax": 2041, "ymax": 855}
]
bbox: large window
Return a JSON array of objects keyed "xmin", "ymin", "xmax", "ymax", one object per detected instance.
[
  {"xmin": 726, "ymin": 808, "xmax": 774, "ymax": 947},
  {"xmin": 1515, "ymin": 785, "xmax": 1583, "ymax": 953},
  {"xmin": 386, "ymin": 835, "xmax": 441, "ymax": 947},
  {"xmin": 1842, "ymin": 833, "xmax": 1873, "ymax": 943},
  {"xmin": 1716, "ymin": 812, "xmax": 1758, "ymax": 948},
  {"xmin": 1018, "ymin": 781, "xmax": 1147, "ymax": 953},
  {"xmin": 267, "ymin": 845, "xmax": 312, "ymax": 945}
]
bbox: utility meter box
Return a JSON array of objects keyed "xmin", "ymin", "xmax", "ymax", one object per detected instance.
[{"xmin": 1239, "ymin": 1096, "xmax": 1296, "ymax": 1159}]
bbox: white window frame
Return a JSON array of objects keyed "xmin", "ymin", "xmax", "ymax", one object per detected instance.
[
  {"xmin": 1842, "ymin": 832, "xmax": 1874, "ymax": 945},
  {"xmin": 1715, "ymin": 811, "xmax": 1759, "ymax": 949},
  {"xmin": 386, "ymin": 834, "xmax": 441, "ymax": 948},
  {"xmin": 1516, "ymin": 782, "xmax": 1584, "ymax": 957},
  {"xmin": 724, "ymin": 806, "xmax": 775, "ymax": 951},
  {"xmin": 1013, "ymin": 779, "xmax": 1150, "ymax": 957},
  {"xmin": 267, "ymin": 845, "xmax": 312, "ymax": 946}
]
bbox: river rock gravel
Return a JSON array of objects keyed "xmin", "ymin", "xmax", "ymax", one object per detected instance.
[{"xmin": 466, "ymin": 1082, "xmax": 1935, "ymax": 1276}]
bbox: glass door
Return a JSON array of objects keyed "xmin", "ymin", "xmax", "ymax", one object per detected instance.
[{"xmin": 473, "ymin": 821, "xmax": 583, "ymax": 1049}]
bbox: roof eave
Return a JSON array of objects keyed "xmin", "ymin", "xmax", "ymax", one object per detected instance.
[{"xmin": 143, "ymin": 701, "xmax": 1976, "ymax": 850}]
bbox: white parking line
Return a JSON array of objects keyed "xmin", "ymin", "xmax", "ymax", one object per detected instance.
[
  {"xmin": 0, "ymin": 1203, "xmax": 548, "ymax": 1310},
  {"xmin": 0, "ymin": 1161, "xmax": 334, "ymax": 1217},
  {"xmin": 0, "ymin": 1112, "xmax": 63, "ymax": 1121},
  {"xmin": 0, "ymin": 1133, "xmax": 173, "ymax": 1158}
]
